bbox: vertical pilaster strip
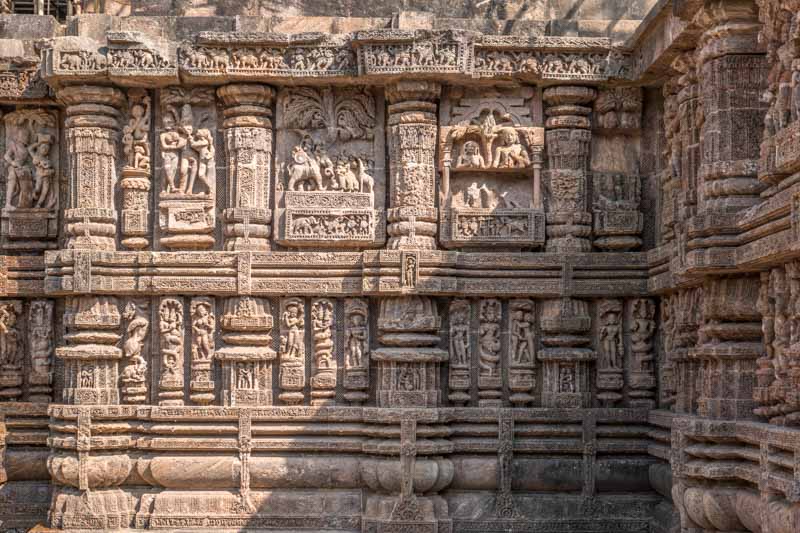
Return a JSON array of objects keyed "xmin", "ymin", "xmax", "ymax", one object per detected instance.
[
  {"xmin": 217, "ymin": 84, "xmax": 275, "ymax": 251},
  {"xmin": 59, "ymin": 85, "xmax": 125, "ymax": 251},
  {"xmin": 386, "ymin": 81, "xmax": 440, "ymax": 250}
]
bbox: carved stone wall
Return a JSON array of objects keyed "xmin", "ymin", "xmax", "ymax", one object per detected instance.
[{"xmin": 0, "ymin": 1, "xmax": 798, "ymax": 532}]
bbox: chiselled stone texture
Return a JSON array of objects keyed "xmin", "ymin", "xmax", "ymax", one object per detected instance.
[{"xmin": 1, "ymin": 1, "xmax": 800, "ymax": 532}]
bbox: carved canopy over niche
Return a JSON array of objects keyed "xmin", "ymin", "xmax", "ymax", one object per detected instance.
[
  {"xmin": 438, "ymin": 86, "xmax": 545, "ymax": 249},
  {"xmin": 274, "ymin": 85, "xmax": 386, "ymax": 248}
]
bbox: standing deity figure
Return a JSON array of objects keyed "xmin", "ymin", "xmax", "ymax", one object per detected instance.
[
  {"xmin": 346, "ymin": 311, "xmax": 367, "ymax": 368},
  {"xmin": 190, "ymin": 128, "xmax": 215, "ymax": 195},
  {"xmin": 160, "ymin": 115, "xmax": 184, "ymax": 194},
  {"xmin": 191, "ymin": 302, "xmax": 215, "ymax": 360},
  {"xmin": 4, "ymin": 127, "xmax": 33, "ymax": 209},
  {"xmin": 282, "ymin": 302, "xmax": 304, "ymax": 359},
  {"xmin": 599, "ymin": 307, "xmax": 623, "ymax": 370}
]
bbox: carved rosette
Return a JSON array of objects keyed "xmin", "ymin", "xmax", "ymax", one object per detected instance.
[
  {"xmin": 542, "ymin": 85, "xmax": 596, "ymax": 252},
  {"xmin": 157, "ymin": 297, "xmax": 184, "ymax": 406},
  {"xmin": 386, "ymin": 81, "xmax": 441, "ymax": 250},
  {"xmin": 189, "ymin": 297, "xmax": 216, "ymax": 405},
  {"xmin": 448, "ymin": 299, "xmax": 471, "ymax": 406},
  {"xmin": 343, "ymin": 298, "xmax": 370, "ymax": 405},
  {"xmin": 218, "ymin": 84, "xmax": 275, "ymax": 251},
  {"xmin": 60, "ymin": 86, "xmax": 126, "ymax": 251},
  {"xmin": 310, "ymin": 298, "xmax": 337, "ymax": 406},
  {"xmin": 373, "ymin": 296, "xmax": 447, "ymax": 407},
  {"xmin": 509, "ymin": 299, "xmax": 536, "ymax": 407},
  {"xmin": 120, "ymin": 88, "xmax": 153, "ymax": 250},
  {"xmin": 538, "ymin": 298, "xmax": 595, "ymax": 408},
  {"xmin": 278, "ymin": 297, "xmax": 306, "ymax": 405},
  {"xmin": 217, "ymin": 297, "xmax": 276, "ymax": 406},
  {"xmin": 55, "ymin": 296, "xmax": 122, "ymax": 405}
]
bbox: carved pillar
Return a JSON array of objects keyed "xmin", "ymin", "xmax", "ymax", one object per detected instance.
[
  {"xmin": 386, "ymin": 81, "xmax": 440, "ymax": 250},
  {"xmin": 217, "ymin": 297, "xmax": 276, "ymax": 406},
  {"xmin": 539, "ymin": 298, "xmax": 595, "ymax": 408},
  {"xmin": 120, "ymin": 88, "xmax": 153, "ymax": 250},
  {"xmin": 217, "ymin": 84, "xmax": 275, "ymax": 251},
  {"xmin": 60, "ymin": 86, "xmax": 125, "ymax": 251},
  {"xmin": 374, "ymin": 296, "xmax": 448, "ymax": 407},
  {"xmin": 696, "ymin": 0, "xmax": 767, "ymax": 214},
  {"xmin": 542, "ymin": 85, "xmax": 596, "ymax": 252},
  {"xmin": 56, "ymin": 296, "xmax": 122, "ymax": 405},
  {"xmin": 692, "ymin": 276, "xmax": 762, "ymax": 420}
]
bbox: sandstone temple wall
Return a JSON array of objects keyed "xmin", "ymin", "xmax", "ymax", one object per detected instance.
[{"xmin": 0, "ymin": 0, "xmax": 797, "ymax": 532}]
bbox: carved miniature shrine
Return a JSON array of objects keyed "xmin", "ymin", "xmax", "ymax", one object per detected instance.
[{"xmin": 0, "ymin": 0, "xmax": 799, "ymax": 531}]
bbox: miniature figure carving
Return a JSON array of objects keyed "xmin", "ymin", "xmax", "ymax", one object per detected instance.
[
  {"xmin": 3, "ymin": 111, "xmax": 56, "ymax": 210},
  {"xmin": 511, "ymin": 303, "xmax": 535, "ymax": 365},
  {"xmin": 479, "ymin": 299, "xmax": 502, "ymax": 377},
  {"xmin": 121, "ymin": 302, "xmax": 149, "ymax": 385},
  {"xmin": 123, "ymin": 93, "xmax": 151, "ymax": 171},
  {"xmin": 0, "ymin": 304, "xmax": 20, "ymax": 367},
  {"xmin": 191, "ymin": 300, "xmax": 215, "ymax": 361},
  {"xmin": 282, "ymin": 300, "xmax": 305, "ymax": 359},
  {"xmin": 346, "ymin": 311, "xmax": 367, "ymax": 369}
]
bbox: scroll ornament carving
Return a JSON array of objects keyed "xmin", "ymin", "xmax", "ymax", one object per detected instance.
[
  {"xmin": 310, "ymin": 299, "xmax": 336, "ymax": 405},
  {"xmin": 158, "ymin": 298, "xmax": 184, "ymax": 406},
  {"xmin": 120, "ymin": 301, "xmax": 149, "ymax": 404},
  {"xmin": 28, "ymin": 300, "xmax": 54, "ymax": 403}
]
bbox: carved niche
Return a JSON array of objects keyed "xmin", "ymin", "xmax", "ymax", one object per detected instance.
[
  {"xmin": 438, "ymin": 86, "xmax": 545, "ymax": 248},
  {"xmin": 157, "ymin": 87, "xmax": 218, "ymax": 250},
  {"xmin": 591, "ymin": 172, "xmax": 643, "ymax": 251},
  {"xmin": 274, "ymin": 86, "xmax": 385, "ymax": 247},
  {"xmin": 1, "ymin": 109, "xmax": 59, "ymax": 249}
]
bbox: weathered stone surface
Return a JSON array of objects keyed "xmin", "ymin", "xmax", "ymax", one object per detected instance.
[{"xmin": 0, "ymin": 1, "xmax": 799, "ymax": 532}]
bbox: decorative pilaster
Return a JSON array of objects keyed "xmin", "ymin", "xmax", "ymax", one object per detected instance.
[
  {"xmin": 56, "ymin": 296, "xmax": 122, "ymax": 405},
  {"xmin": 217, "ymin": 84, "xmax": 275, "ymax": 251},
  {"xmin": 542, "ymin": 85, "xmax": 596, "ymax": 252},
  {"xmin": 509, "ymin": 299, "xmax": 536, "ymax": 407},
  {"xmin": 374, "ymin": 296, "xmax": 448, "ymax": 407},
  {"xmin": 478, "ymin": 299, "xmax": 503, "ymax": 406},
  {"xmin": 693, "ymin": 276, "xmax": 762, "ymax": 420},
  {"xmin": 596, "ymin": 299, "xmax": 624, "ymax": 406},
  {"xmin": 60, "ymin": 86, "xmax": 126, "ymax": 251},
  {"xmin": 673, "ymin": 288, "xmax": 704, "ymax": 415},
  {"xmin": 278, "ymin": 297, "xmax": 306, "ymax": 405},
  {"xmin": 217, "ymin": 297, "xmax": 276, "ymax": 406},
  {"xmin": 539, "ymin": 298, "xmax": 595, "ymax": 408},
  {"xmin": 386, "ymin": 81, "xmax": 440, "ymax": 250}
]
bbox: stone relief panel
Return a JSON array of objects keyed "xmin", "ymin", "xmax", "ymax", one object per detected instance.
[
  {"xmin": 157, "ymin": 86, "xmax": 218, "ymax": 250},
  {"xmin": 274, "ymin": 86, "xmax": 385, "ymax": 248},
  {"xmin": 1, "ymin": 108, "xmax": 59, "ymax": 249},
  {"xmin": 438, "ymin": 86, "xmax": 545, "ymax": 249}
]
